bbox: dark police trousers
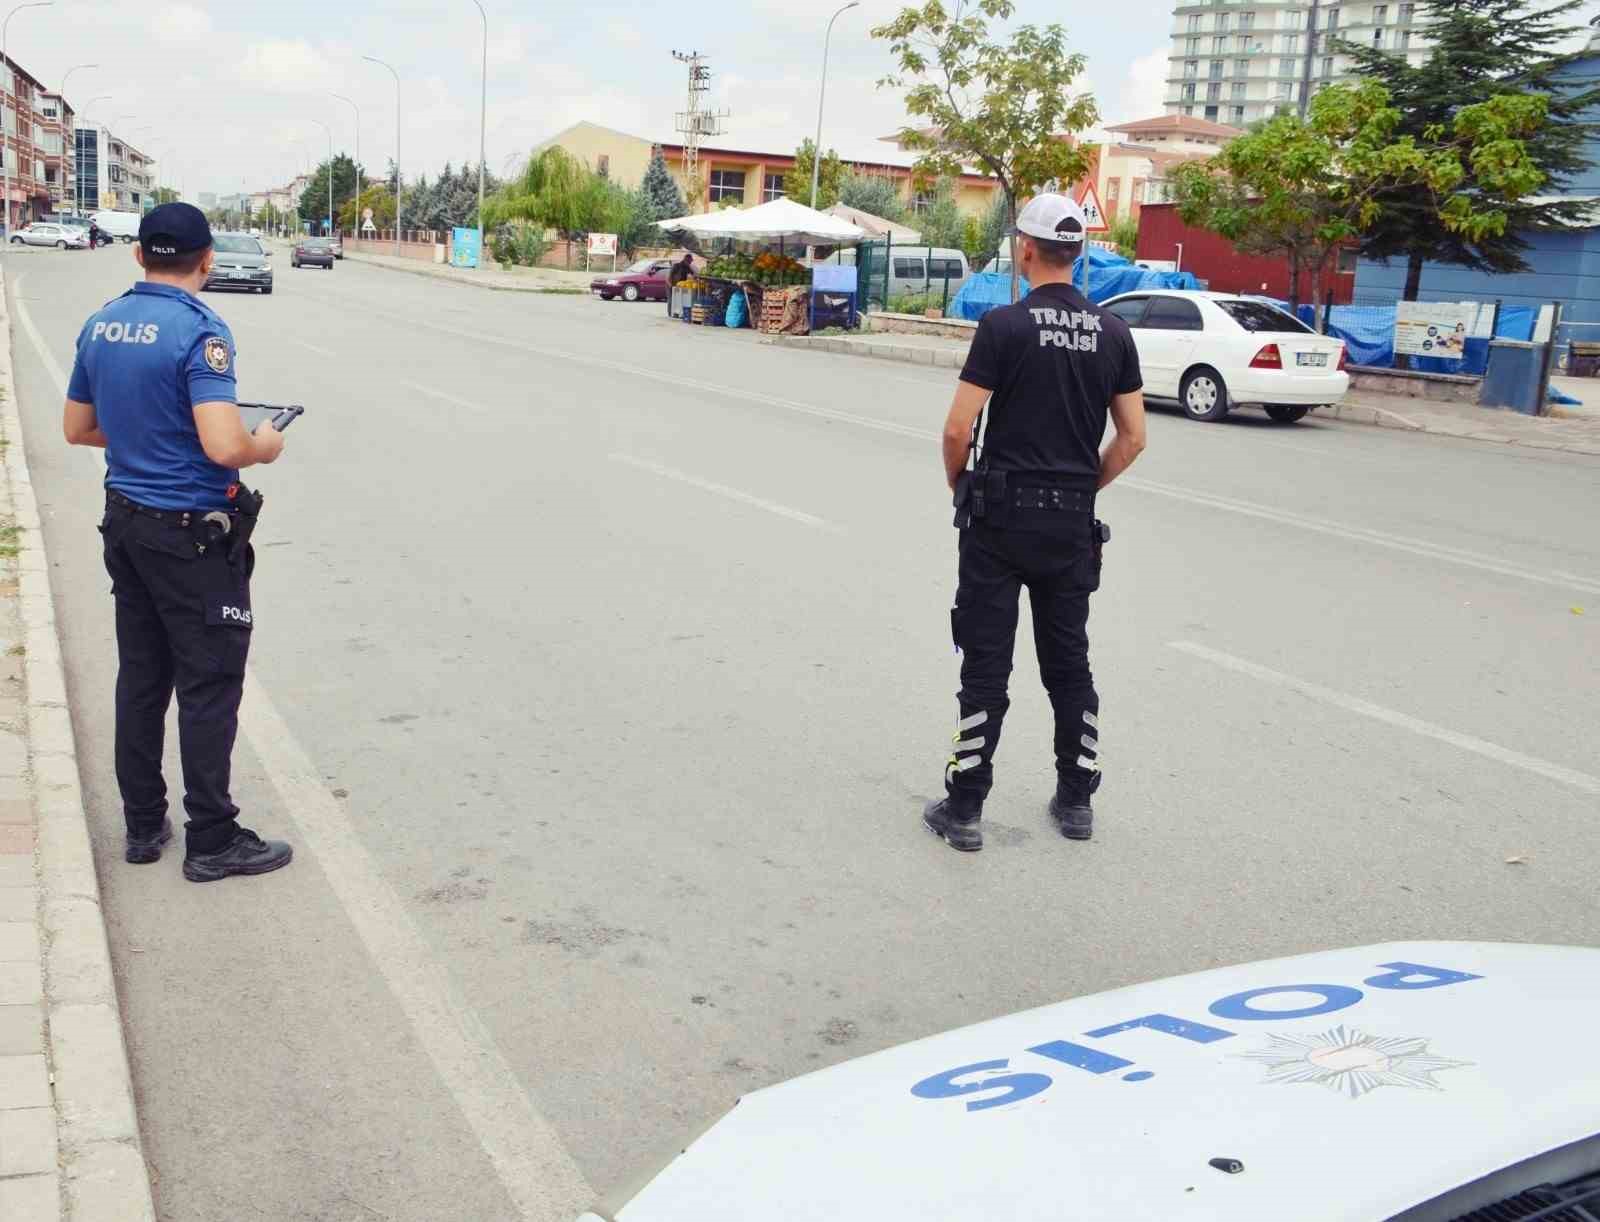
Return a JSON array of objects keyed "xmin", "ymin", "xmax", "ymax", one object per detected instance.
[
  {"xmin": 100, "ymin": 496, "xmax": 253, "ymax": 854},
  {"xmin": 948, "ymin": 517, "xmax": 1102, "ymax": 804}
]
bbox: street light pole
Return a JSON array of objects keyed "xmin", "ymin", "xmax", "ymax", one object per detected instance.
[
  {"xmin": 1, "ymin": 1, "xmax": 54, "ymax": 234},
  {"xmin": 471, "ymin": 0, "xmax": 486, "ymax": 268},
  {"xmin": 362, "ymin": 55, "xmax": 400, "ymax": 257},
  {"xmin": 810, "ymin": 1, "xmax": 858, "ymax": 210},
  {"xmin": 330, "ymin": 92, "xmax": 360, "ymax": 244},
  {"xmin": 309, "ymin": 117, "xmax": 332, "ymax": 236},
  {"xmin": 58, "ymin": 62, "xmax": 94, "ymax": 216}
]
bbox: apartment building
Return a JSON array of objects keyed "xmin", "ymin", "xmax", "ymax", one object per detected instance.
[
  {"xmin": 73, "ymin": 120, "xmax": 156, "ymax": 213},
  {"xmin": 1, "ymin": 57, "xmax": 73, "ymax": 229},
  {"xmin": 34, "ymin": 91, "xmax": 77, "ymax": 214},
  {"xmin": 1165, "ymin": 0, "xmax": 1432, "ymax": 127}
]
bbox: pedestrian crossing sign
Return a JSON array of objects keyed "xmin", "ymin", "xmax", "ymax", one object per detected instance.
[{"xmin": 1075, "ymin": 183, "xmax": 1110, "ymax": 234}]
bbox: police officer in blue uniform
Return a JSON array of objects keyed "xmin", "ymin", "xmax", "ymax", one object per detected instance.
[
  {"xmin": 63, "ymin": 202, "xmax": 294, "ymax": 882},
  {"xmin": 923, "ymin": 194, "xmax": 1148, "ymax": 853}
]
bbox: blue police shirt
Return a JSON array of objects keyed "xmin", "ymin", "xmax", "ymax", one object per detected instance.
[{"xmin": 66, "ymin": 282, "xmax": 239, "ymax": 511}]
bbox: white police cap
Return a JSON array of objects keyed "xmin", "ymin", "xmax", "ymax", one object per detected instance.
[{"xmin": 1015, "ymin": 193, "xmax": 1088, "ymax": 244}]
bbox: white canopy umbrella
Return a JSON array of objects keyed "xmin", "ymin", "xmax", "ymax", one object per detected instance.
[{"xmin": 656, "ymin": 196, "xmax": 866, "ymax": 246}]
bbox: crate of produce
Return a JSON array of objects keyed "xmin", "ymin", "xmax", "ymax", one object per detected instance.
[{"xmin": 757, "ymin": 285, "xmax": 812, "ymax": 335}]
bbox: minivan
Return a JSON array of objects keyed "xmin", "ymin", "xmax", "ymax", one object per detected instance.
[{"xmin": 825, "ymin": 245, "xmax": 971, "ymax": 305}]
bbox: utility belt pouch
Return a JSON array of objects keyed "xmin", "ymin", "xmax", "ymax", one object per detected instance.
[{"xmin": 952, "ymin": 470, "xmax": 973, "ymax": 528}]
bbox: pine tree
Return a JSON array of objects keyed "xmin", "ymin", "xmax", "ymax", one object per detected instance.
[
  {"xmin": 1338, "ymin": 0, "xmax": 1600, "ymax": 299},
  {"xmin": 639, "ymin": 146, "xmax": 686, "ymax": 220}
]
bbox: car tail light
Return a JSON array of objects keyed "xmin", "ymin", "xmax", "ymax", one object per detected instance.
[
  {"xmin": 1337, "ymin": 345, "xmax": 1348, "ymax": 371},
  {"xmin": 1249, "ymin": 343, "xmax": 1283, "ymax": 369}
]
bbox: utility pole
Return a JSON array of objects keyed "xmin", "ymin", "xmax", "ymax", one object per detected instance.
[
  {"xmin": 672, "ymin": 51, "xmax": 726, "ymax": 212},
  {"xmin": 1298, "ymin": 0, "xmax": 1323, "ymax": 119},
  {"xmin": 471, "ymin": 0, "xmax": 485, "ymax": 267},
  {"xmin": 363, "ymin": 55, "xmax": 400, "ymax": 256},
  {"xmin": 810, "ymin": 3, "xmax": 858, "ymax": 209},
  {"xmin": 331, "ymin": 93, "xmax": 360, "ymax": 244}
]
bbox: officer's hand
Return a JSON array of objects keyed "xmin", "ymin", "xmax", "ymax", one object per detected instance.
[{"xmin": 251, "ymin": 421, "xmax": 286, "ymax": 465}]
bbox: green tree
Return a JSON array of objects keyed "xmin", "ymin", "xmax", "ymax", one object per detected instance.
[
  {"xmin": 483, "ymin": 146, "xmax": 612, "ymax": 235},
  {"xmin": 873, "ymin": 0, "xmax": 1099, "ymax": 302},
  {"xmin": 298, "ymin": 154, "xmax": 363, "ymax": 226},
  {"xmin": 339, "ymin": 184, "xmax": 395, "ymax": 230},
  {"xmin": 1109, "ymin": 214, "xmax": 1139, "ymax": 260},
  {"xmin": 974, "ymin": 188, "xmax": 1010, "ymax": 268},
  {"xmin": 784, "ymin": 138, "xmax": 845, "ymax": 208},
  {"xmin": 639, "ymin": 145, "xmax": 686, "ymax": 220},
  {"xmin": 837, "ymin": 171, "xmax": 909, "ymax": 221},
  {"xmin": 1336, "ymin": 0, "xmax": 1600, "ymax": 301},
  {"xmin": 1169, "ymin": 79, "xmax": 1548, "ymax": 315},
  {"xmin": 914, "ymin": 177, "xmax": 967, "ymax": 249},
  {"xmin": 150, "ymin": 187, "xmax": 180, "ymax": 206}
]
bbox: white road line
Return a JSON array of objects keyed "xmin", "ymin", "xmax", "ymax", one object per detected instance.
[
  {"xmin": 284, "ymin": 292, "xmax": 1600, "ymax": 598},
  {"xmin": 241, "ymin": 676, "xmax": 594, "ymax": 1219},
  {"xmin": 12, "ymin": 282, "xmax": 595, "ymax": 1219},
  {"xmin": 1126, "ymin": 474, "xmax": 1600, "ymax": 596},
  {"xmin": 611, "ymin": 452, "xmax": 835, "ymax": 529},
  {"xmin": 12, "ymin": 272, "xmax": 72, "ymax": 389},
  {"xmin": 1170, "ymin": 640, "xmax": 1600, "ymax": 797},
  {"xmin": 401, "ymin": 380, "xmax": 484, "ymax": 413},
  {"xmin": 293, "ymin": 339, "xmax": 336, "ymax": 358}
]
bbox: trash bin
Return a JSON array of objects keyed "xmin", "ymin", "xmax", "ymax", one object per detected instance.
[
  {"xmin": 1479, "ymin": 339, "xmax": 1545, "ymax": 415},
  {"xmin": 1568, "ymin": 340, "xmax": 1600, "ymax": 378}
]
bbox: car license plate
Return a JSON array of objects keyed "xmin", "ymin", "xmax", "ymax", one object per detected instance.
[
  {"xmin": 1297, "ymin": 352, "xmax": 1329, "ymax": 368},
  {"xmin": 230, "ymin": 270, "xmax": 252, "ymax": 279}
]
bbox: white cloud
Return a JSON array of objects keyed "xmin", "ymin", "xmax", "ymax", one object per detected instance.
[
  {"xmin": 605, "ymin": 20, "xmax": 643, "ymax": 48},
  {"xmin": 151, "ymin": 3, "xmax": 213, "ymax": 47},
  {"xmin": 235, "ymin": 39, "xmax": 341, "ymax": 93},
  {"xmin": 1109, "ymin": 46, "xmax": 1172, "ymax": 129}
]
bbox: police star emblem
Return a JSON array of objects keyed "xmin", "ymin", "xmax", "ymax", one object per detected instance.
[
  {"xmin": 203, "ymin": 337, "xmax": 230, "ymax": 374},
  {"xmin": 1237, "ymin": 1024, "xmax": 1471, "ymax": 1099}
]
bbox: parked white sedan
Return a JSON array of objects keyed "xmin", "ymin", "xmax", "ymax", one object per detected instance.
[
  {"xmin": 1102, "ymin": 290, "xmax": 1348, "ymax": 423},
  {"xmin": 7, "ymin": 222, "xmax": 89, "ymax": 250}
]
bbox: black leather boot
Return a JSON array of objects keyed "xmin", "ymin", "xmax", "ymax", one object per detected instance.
[
  {"xmin": 183, "ymin": 828, "xmax": 293, "ymax": 883},
  {"xmin": 923, "ymin": 794, "xmax": 984, "ymax": 852}
]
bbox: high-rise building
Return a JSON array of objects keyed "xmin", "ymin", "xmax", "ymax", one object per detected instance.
[
  {"xmin": 72, "ymin": 120, "xmax": 156, "ymax": 213},
  {"xmin": 1164, "ymin": 1, "xmax": 1431, "ymax": 128}
]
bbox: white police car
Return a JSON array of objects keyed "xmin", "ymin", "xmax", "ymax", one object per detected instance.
[{"xmin": 575, "ymin": 942, "xmax": 1600, "ymax": 1220}]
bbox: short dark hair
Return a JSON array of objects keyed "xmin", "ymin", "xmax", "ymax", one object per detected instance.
[
  {"xmin": 1025, "ymin": 235, "xmax": 1078, "ymax": 268},
  {"xmin": 143, "ymin": 245, "xmax": 210, "ymax": 275}
]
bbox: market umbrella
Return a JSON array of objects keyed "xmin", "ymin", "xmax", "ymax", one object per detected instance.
[{"xmin": 655, "ymin": 197, "xmax": 866, "ymax": 247}]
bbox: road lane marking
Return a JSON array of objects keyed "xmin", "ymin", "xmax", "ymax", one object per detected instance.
[
  {"xmin": 273, "ymin": 291, "xmax": 1600, "ymax": 598},
  {"xmin": 1170, "ymin": 640, "xmax": 1600, "ymax": 797},
  {"xmin": 611, "ymin": 453, "xmax": 836, "ymax": 529},
  {"xmin": 12, "ymin": 279, "xmax": 595, "ymax": 1219},
  {"xmin": 11, "ymin": 272, "xmax": 72, "ymax": 389},
  {"xmin": 1126, "ymin": 475, "xmax": 1600, "ymax": 596},
  {"xmin": 292, "ymin": 339, "xmax": 336, "ymax": 358},
  {"xmin": 401, "ymin": 380, "xmax": 485, "ymax": 413}
]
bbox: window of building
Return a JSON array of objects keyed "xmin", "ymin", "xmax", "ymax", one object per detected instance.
[
  {"xmin": 1372, "ymin": 27, "xmax": 1385, "ymax": 46},
  {"xmin": 596, "ymin": 154, "xmax": 610, "ymax": 178},
  {"xmin": 912, "ymin": 187, "xmax": 938, "ymax": 213},
  {"xmin": 1186, "ymin": 35, "xmax": 1200, "ymax": 53},
  {"xmin": 1232, "ymin": 105, "xmax": 1246, "ymax": 123},
  {"xmin": 1232, "ymin": 81, "xmax": 1247, "ymax": 99},
  {"xmin": 1322, "ymin": 56, "xmax": 1334, "ymax": 76},
  {"xmin": 1, "ymin": 147, "xmax": 13, "ymax": 173},
  {"xmin": 32, "ymin": 121, "xmax": 44, "ymax": 143},
  {"xmin": 1183, "ymin": 104, "xmax": 1194, "ymax": 116},
  {"xmin": 763, "ymin": 172, "xmax": 784, "ymax": 201},
  {"xmin": 1204, "ymin": 105, "xmax": 1220, "ymax": 121},
  {"xmin": 1236, "ymin": 58, "xmax": 1251, "ymax": 76},
  {"xmin": 1275, "ymin": 81, "xmax": 1294, "ymax": 100},
  {"xmin": 1106, "ymin": 177, "xmax": 1121, "ymax": 205},
  {"xmin": 1208, "ymin": 59, "xmax": 1223, "ymax": 79},
  {"xmin": 32, "ymin": 159, "xmax": 43, "ymax": 181},
  {"xmin": 1374, "ymin": 4, "xmax": 1388, "ymax": 21},
  {"xmin": 1184, "ymin": 60, "xmax": 1199, "ymax": 78},
  {"xmin": 1281, "ymin": 33, "xmax": 1300, "ymax": 53},
  {"xmin": 1400, "ymin": 29, "xmax": 1411, "ymax": 48},
  {"xmin": 1284, "ymin": 8, "xmax": 1305, "ymax": 27},
  {"xmin": 40, "ymin": 104, "xmax": 56, "ymax": 119},
  {"xmin": 1325, "ymin": 7, "xmax": 1340, "ymax": 28},
  {"xmin": 1187, "ymin": 14, "xmax": 1201, "ymax": 32},
  {"xmin": 708, "ymin": 169, "xmax": 745, "ymax": 203},
  {"xmin": 1280, "ymin": 57, "xmax": 1299, "ymax": 77},
  {"xmin": 1399, "ymin": 2, "xmax": 1414, "ymax": 21},
  {"xmin": 1182, "ymin": 82, "xmax": 1197, "ymax": 100},
  {"xmin": 1206, "ymin": 82, "xmax": 1222, "ymax": 100},
  {"xmin": 1213, "ymin": 35, "xmax": 1228, "ymax": 53},
  {"xmin": 1216, "ymin": 13, "xmax": 1231, "ymax": 32},
  {"xmin": 1239, "ymin": 11, "xmax": 1255, "ymax": 29}
]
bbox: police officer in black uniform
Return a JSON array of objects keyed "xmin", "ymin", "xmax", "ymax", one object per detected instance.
[
  {"xmin": 63, "ymin": 202, "xmax": 295, "ymax": 882},
  {"xmin": 923, "ymin": 194, "xmax": 1147, "ymax": 853}
]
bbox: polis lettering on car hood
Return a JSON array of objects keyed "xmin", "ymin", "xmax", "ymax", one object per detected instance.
[{"xmin": 578, "ymin": 943, "xmax": 1600, "ymax": 1222}]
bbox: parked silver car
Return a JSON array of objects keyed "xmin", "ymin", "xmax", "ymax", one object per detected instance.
[{"xmin": 8, "ymin": 222, "xmax": 89, "ymax": 249}]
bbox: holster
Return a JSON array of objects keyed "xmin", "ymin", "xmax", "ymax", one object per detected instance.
[
  {"xmin": 952, "ymin": 469, "xmax": 1008, "ymax": 529},
  {"xmin": 224, "ymin": 482, "xmax": 264, "ymax": 566}
]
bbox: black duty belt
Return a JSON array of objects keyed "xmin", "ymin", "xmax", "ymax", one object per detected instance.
[
  {"xmin": 1012, "ymin": 485, "xmax": 1094, "ymax": 513},
  {"xmin": 106, "ymin": 490, "xmax": 224, "ymax": 527}
]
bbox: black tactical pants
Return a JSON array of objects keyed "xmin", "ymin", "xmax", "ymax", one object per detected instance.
[
  {"xmin": 100, "ymin": 498, "xmax": 253, "ymax": 855},
  {"xmin": 947, "ymin": 519, "xmax": 1102, "ymax": 804}
]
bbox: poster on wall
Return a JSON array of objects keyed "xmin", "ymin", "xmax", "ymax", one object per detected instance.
[{"xmin": 1394, "ymin": 301, "xmax": 1477, "ymax": 359}]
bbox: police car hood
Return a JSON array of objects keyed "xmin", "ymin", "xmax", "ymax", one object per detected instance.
[{"xmin": 595, "ymin": 942, "xmax": 1600, "ymax": 1221}]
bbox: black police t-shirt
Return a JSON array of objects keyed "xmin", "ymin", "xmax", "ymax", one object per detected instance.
[{"xmin": 959, "ymin": 282, "xmax": 1143, "ymax": 484}]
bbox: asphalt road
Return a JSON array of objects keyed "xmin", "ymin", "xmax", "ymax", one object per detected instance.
[{"xmin": 6, "ymin": 244, "xmax": 1599, "ymax": 1222}]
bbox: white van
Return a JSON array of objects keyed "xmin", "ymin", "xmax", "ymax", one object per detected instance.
[
  {"xmin": 828, "ymin": 245, "xmax": 971, "ymax": 304},
  {"xmin": 92, "ymin": 210, "xmax": 142, "ymax": 243}
]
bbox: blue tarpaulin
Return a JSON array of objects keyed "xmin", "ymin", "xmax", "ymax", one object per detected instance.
[{"xmin": 947, "ymin": 247, "xmax": 1200, "ymax": 321}]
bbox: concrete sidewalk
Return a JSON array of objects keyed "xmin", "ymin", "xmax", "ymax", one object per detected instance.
[
  {"xmin": 0, "ymin": 268, "xmax": 155, "ymax": 1220},
  {"xmin": 777, "ymin": 330, "xmax": 1600, "ymax": 456},
  {"xmin": 340, "ymin": 250, "xmax": 594, "ymax": 294}
]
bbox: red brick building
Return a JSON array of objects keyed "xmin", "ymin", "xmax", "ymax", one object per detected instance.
[{"xmin": 1, "ymin": 57, "xmax": 75, "ymax": 229}]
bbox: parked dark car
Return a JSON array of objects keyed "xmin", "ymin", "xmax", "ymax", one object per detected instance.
[
  {"xmin": 292, "ymin": 238, "xmax": 336, "ymax": 270},
  {"xmin": 203, "ymin": 233, "xmax": 273, "ymax": 293},
  {"xmin": 591, "ymin": 258, "xmax": 672, "ymax": 302}
]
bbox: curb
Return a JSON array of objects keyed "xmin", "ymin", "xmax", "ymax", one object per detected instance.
[
  {"xmin": 773, "ymin": 333, "xmax": 1600, "ymax": 455},
  {"xmin": 341, "ymin": 252, "xmax": 589, "ymax": 296},
  {"xmin": 0, "ymin": 266, "xmax": 157, "ymax": 1220}
]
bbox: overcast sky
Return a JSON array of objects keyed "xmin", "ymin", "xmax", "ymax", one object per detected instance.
[{"xmin": 15, "ymin": 0, "xmax": 1600, "ymax": 200}]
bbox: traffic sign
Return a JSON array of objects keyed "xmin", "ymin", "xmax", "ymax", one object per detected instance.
[{"xmin": 1075, "ymin": 182, "xmax": 1110, "ymax": 233}]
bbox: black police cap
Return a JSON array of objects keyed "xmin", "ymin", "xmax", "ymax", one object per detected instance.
[{"xmin": 139, "ymin": 203, "xmax": 212, "ymax": 257}]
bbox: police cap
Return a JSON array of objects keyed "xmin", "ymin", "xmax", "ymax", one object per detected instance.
[
  {"xmin": 1015, "ymin": 193, "xmax": 1088, "ymax": 245},
  {"xmin": 139, "ymin": 203, "xmax": 212, "ymax": 257}
]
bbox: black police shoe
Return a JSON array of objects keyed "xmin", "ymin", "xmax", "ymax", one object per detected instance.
[
  {"xmin": 1048, "ymin": 792, "xmax": 1094, "ymax": 841},
  {"xmin": 182, "ymin": 828, "xmax": 293, "ymax": 883},
  {"xmin": 923, "ymin": 796, "xmax": 983, "ymax": 852},
  {"xmin": 124, "ymin": 817, "xmax": 173, "ymax": 865}
]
